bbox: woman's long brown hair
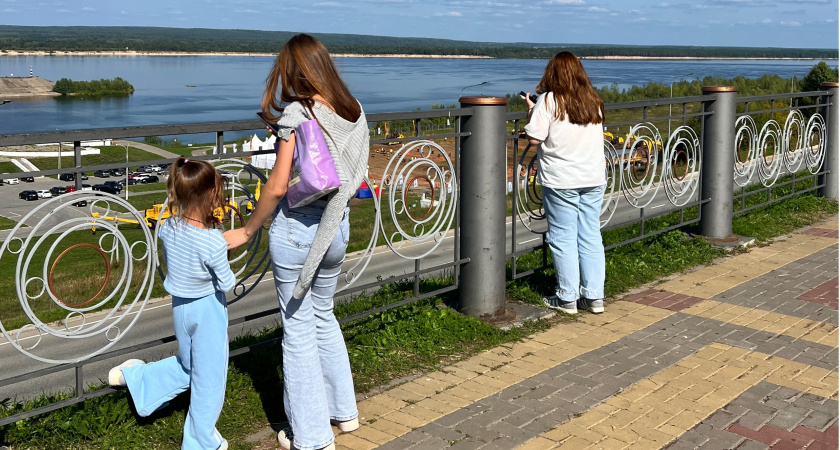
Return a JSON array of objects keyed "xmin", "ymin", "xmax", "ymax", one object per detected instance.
[
  {"xmin": 535, "ymin": 52, "xmax": 604, "ymax": 126},
  {"xmin": 262, "ymin": 34, "xmax": 361, "ymax": 124}
]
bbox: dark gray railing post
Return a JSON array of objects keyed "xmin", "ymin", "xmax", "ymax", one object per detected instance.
[
  {"xmin": 458, "ymin": 95, "xmax": 508, "ymax": 317},
  {"xmin": 820, "ymin": 82, "xmax": 839, "ymax": 200},
  {"xmin": 73, "ymin": 140, "xmax": 82, "ymax": 191},
  {"xmin": 700, "ymin": 86, "xmax": 738, "ymax": 239}
]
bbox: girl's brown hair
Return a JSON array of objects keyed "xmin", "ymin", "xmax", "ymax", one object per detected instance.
[
  {"xmin": 167, "ymin": 157, "xmax": 225, "ymax": 226},
  {"xmin": 535, "ymin": 52, "xmax": 605, "ymax": 126},
  {"xmin": 262, "ymin": 33, "xmax": 361, "ymax": 124}
]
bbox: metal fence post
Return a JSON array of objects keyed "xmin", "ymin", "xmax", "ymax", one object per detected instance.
[
  {"xmin": 74, "ymin": 140, "xmax": 82, "ymax": 191},
  {"xmin": 700, "ymin": 86, "xmax": 737, "ymax": 239},
  {"xmin": 458, "ymin": 95, "xmax": 508, "ymax": 317},
  {"xmin": 820, "ymin": 82, "xmax": 839, "ymax": 200}
]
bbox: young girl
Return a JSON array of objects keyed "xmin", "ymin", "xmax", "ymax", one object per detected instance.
[{"xmin": 109, "ymin": 157, "xmax": 235, "ymax": 450}]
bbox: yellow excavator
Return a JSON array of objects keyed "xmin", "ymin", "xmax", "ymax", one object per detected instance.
[{"xmin": 93, "ymin": 181, "xmax": 260, "ymax": 229}]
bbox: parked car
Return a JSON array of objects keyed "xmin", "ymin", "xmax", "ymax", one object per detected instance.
[
  {"xmin": 50, "ymin": 186, "xmax": 67, "ymax": 196},
  {"xmin": 59, "ymin": 173, "xmax": 75, "ymax": 181},
  {"xmin": 80, "ymin": 172, "xmax": 89, "ymax": 180},
  {"xmin": 4, "ymin": 175, "xmax": 19, "ymax": 185},
  {"xmin": 93, "ymin": 182, "xmax": 121, "ymax": 194},
  {"xmin": 93, "ymin": 170, "xmax": 111, "ymax": 178},
  {"xmin": 65, "ymin": 185, "xmax": 77, "ymax": 193},
  {"xmin": 20, "ymin": 176, "xmax": 34, "ymax": 182},
  {"xmin": 126, "ymin": 178, "xmax": 139, "ymax": 186},
  {"xmin": 81, "ymin": 184, "xmax": 93, "ymax": 191},
  {"xmin": 19, "ymin": 190, "xmax": 38, "ymax": 201},
  {"xmin": 145, "ymin": 175, "xmax": 160, "ymax": 183},
  {"xmin": 109, "ymin": 168, "xmax": 125, "ymax": 177},
  {"xmin": 36, "ymin": 189, "xmax": 52, "ymax": 198},
  {"xmin": 72, "ymin": 199, "xmax": 88, "ymax": 207}
]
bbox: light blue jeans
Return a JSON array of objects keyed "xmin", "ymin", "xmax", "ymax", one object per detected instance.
[
  {"xmin": 270, "ymin": 199, "xmax": 357, "ymax": 450},
  {"xmin": 542, "ymin": 185, "xmax": 606, "ymax": 302},
  {"xmin": 122, "ymin": 292, "xmax": 229, "ymax": 450}
]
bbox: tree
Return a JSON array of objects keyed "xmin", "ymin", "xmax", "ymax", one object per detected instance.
[
  {"xmin": 52, "ymin": 77, "xmax": 73, "ymax": 95},
  {"xmin": 799, "ymin": 61, "xmax": 839, "ymax": 93}
]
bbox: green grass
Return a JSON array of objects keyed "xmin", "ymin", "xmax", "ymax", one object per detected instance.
[
  {"xmin": 0, "ymin": 216, "xmax": 18, "ymax": 231},
  {"xmin": 1, "ymin": 192, "xmax": 836, "ymax": 449}
]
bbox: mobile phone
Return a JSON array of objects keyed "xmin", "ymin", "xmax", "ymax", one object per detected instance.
[
  {"xmin": 519, "ymin": 91, "xmax": 538, "ymax": 103},
  {"xmin": 256, "ymin": 112, "xmax": 279, "ymax": 133}
]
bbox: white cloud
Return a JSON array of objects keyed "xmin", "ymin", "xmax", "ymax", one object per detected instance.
[
  {"xmin": 313, "ymin": 1, "xmax": 341, "ymax": 5},
  {"xmin": 81, "ymin": 6, "xmax": 95, "ymax": 11},
  {"xmin": 541, "ymin": 0, "xmax": 585, "ymax": 4},
  {"xmin": 762, "ymin": 18, "xmax": 772, "ymax": 23},
  {"xmin": 434, "ymin": 11, "xmax": 463, "ymax": 16},
  {"xmin": 588, "ymin": 6, "xmax": 607, "ymax": 11},
  {"xmin": 780, "ymin": 20, "xmax": 802, "ymax": 26}
]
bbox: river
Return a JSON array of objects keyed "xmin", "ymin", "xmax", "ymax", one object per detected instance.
[{"xmin": 0, "ymin": 55, "xmax": 833, "ymax": 141}]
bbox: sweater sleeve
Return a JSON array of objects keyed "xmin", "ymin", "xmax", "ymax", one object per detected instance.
[
  {"xmin": 206, "ymin": 232, "xmax": 236, "ymax": 293},
  {"xmin": 276, "ymin": 102, "xmax": 309, "ymax": 142}
]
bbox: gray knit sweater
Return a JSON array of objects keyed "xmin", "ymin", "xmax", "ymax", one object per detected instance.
[{"xmin": 277, "ymin": 100, "xmax": 369, "ymax": 298}]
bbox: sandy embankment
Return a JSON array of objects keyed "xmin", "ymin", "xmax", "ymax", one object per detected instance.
[{"xmin": 0, "ymin": 76, "xmax": 58, "ymax": 100}]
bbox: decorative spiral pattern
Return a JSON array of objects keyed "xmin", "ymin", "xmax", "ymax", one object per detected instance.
[
  {"xmin": 782, "ymin": 110, "xmax": 806, "ymax": 174},
  {"xmin": 514, "ymin": 142, "xmax": 545, "ymax": 232},
  {"xmin": 601, "ymin": 138, "xmax": 623, "ymax": 227},
  {"xmin": 733, "ymin": 109, "xmax": 825, "ymax": 186},
  {"xmin": 0, "ymin": 192, "xmax": 156, "ymax": 364},
  {"xmin": 378, "ymin": 140, "xmax": 457, "ymax": 259},
  {"xmin": 336, "ymin": 140, "xmax": 457, "ymax": 292},
  {"xmin": 804, "ymin": 113, "xmax": 826, "ymax": 174},
  {"xmin": 734, "ymin": 115, "xmax": 759, "ymax": 187},
  {"xmin": 155, "ymin": 159, "xmax": 270, "ymax": 305},
  {"xmin": 662, "ymin": 125, "xmax": 701, "ymax": 207},
  {"xmin": 620, "ymin": 123, "xmax": 663, "ymax": 208}
]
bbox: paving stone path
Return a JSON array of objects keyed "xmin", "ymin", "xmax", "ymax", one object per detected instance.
[{"xmin": 318, "ymin": 217, "xmax": 838, "ymax": 450}]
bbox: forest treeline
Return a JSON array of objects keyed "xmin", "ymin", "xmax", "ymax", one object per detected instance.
[
  {"xmin": 52, "ymin": 77, "xmax": 135, "ymax": 96},
  {"xmin": 0, "ymin": 26, "xmax": 835, "ymax": 59}
]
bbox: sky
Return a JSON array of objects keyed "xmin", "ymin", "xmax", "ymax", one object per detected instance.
[{"xmin": 0, "ymin": 0, "xmax": 838, "ymax": 49}]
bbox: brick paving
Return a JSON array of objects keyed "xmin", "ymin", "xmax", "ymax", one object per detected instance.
[{"xmin": 330, "ymin": 218, "xmax": 839, "ymax": 450}]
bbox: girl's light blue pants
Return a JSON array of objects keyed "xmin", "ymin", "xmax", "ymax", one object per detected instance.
[{"xmin": 122, "ymin": 291, "xmax": 229, "ymax": 450}]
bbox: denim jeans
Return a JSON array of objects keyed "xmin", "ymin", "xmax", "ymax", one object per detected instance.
[
  {"xmin": 542, "ymin": 185, "xmax": 606, "ymax": 302},
  {"xmin": 269, "ymin": 199, "xmax": 357, "ymax": 450},
  {"xmin": 123, "ymin": 292, "xmax": 229, "ymax": 450}
]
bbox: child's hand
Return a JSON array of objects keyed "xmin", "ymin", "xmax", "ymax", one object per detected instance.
[{"xmin": 224, "ymin": 228, "xmax": 251, "ymax": 250}]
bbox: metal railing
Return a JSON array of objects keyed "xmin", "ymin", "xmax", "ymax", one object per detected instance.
[{"xmin": 0, "ymin": 84, "xmax": 836, "ymax": 426}]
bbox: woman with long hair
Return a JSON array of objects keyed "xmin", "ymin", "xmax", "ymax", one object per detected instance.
[
  {"xmin": 224, "ymin": 34, "xmax": 367, "ymax": 450},
  {"xmin": 524, "ymin": 51, "xmax": 607, "ymax": 315}
]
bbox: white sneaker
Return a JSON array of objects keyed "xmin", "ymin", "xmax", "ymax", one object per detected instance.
[
  {"xmin": 278, "ymin": 426, "xmax": 336, "ymax": 450},
  {"xmin": 107, "ymin": 359, "xmax": 144, "ymax": 387},
  {"xmin": 331, "ymin": 417, "xmax": 359, "ymax": 432}
]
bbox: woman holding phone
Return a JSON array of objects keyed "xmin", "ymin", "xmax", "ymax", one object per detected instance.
[
  {"xmin": 224, "ymin": 34, "xmax": 367, "ymax": 450},
  {"xmin": 523, "ymin": 51, "xmax": 607, "ymax": 315}
]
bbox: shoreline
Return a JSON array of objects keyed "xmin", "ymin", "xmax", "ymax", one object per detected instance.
[{"xmin": 0, "ymin": 50, "xmax": 830, "ymax": 61}]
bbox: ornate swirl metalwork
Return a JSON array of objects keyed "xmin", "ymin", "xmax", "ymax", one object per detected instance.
[
  {"xmin": 335, "ymin": 139, "xmax": 456, "ymax": 291},
  {"xmin": 620, "ymin": 123, "xmax": 663, "ymax": 208},
  {"xmin": 378, "ymin": 140, "xmax": 457, "ymax": 259},
  {"xmin": 514, "ymin": 142, "xmax": 545, "ymax": 232},
  {"xmin": 155, "ymin": 159, "xmax": 270, "ymax": 305},
  {"xmin": 662, "ymin": 125, "xmax": 701, "ymax": 207},
  {"xmin": 782, "ymin": 110, "xmax": 806, "ymax": 174},
  {"xmin": 601, "ymin": 138, "xmax": 623, "ymax": 227},
  {"xmin": 804, "ymin": 113, "xmax": 826, "ymax": 174},
  {"xmin": 734, "ymin": 115, "xmax": 759, "ymax": 187},
  {"xmin": 0, "ymin": 192, "xmax": 156, "ymax": 364},
  {"xmin": 733, "ymin": 109, "xmax": 825, "ymax": 186}
]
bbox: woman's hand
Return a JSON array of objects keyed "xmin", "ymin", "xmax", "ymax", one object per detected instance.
[
  {"xmin": 525, "ymin": 92, "xmax": 536, "ymax": 110},
  {"xmin": 224, "ymin": 228, "xmax": 251, "ymax": 250}
]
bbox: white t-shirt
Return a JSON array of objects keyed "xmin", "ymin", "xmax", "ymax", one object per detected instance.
[{"xmin": 524, "ymin": 93, "xmax": 606, "ymax": 190}]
